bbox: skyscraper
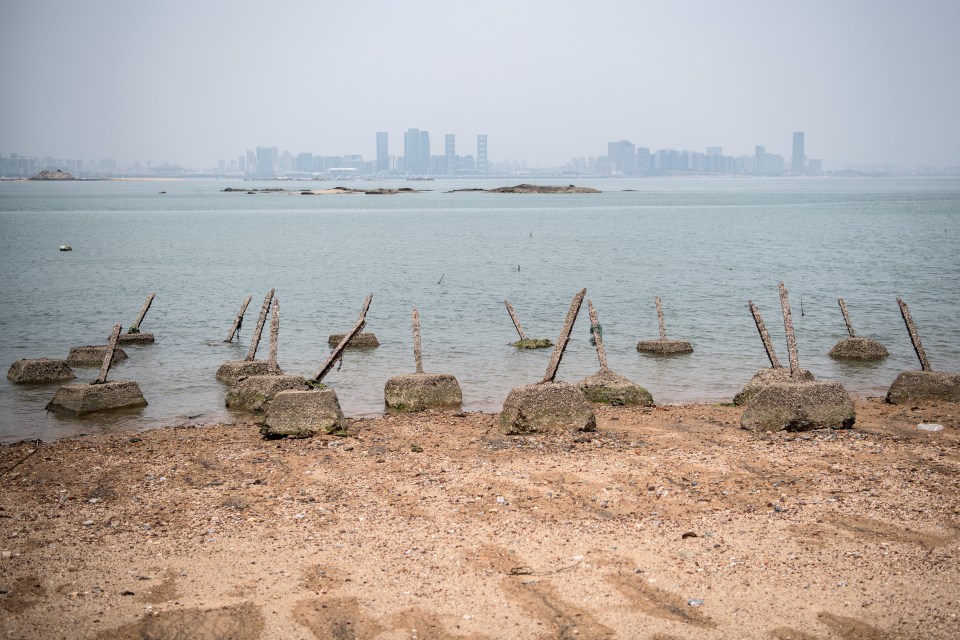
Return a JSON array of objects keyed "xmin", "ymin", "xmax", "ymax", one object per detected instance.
[
  {"xmin": 754, "ymin": 145, "xmax": 766, "ymax": 175},
  {"xmin": 477, "ymin": 134, "xmax": 488, "ymax": 174},
  {"xmin": 255, "ymin": 146, "xmax": 277, "ymax": 178},
  {"xmin": 419, "ymin": 130, "xmax": 431, "ymax": 173},
  {"xmin": 607, "ymin": 140, "xmax": 637, "ymax": 175},
  {"xmin": 792, "ymin": 132, "xmax": 805, "ymax": 173},
  {"xmin": 376, "ymin": 132, "xmax": 389, "ymax": 173},
  {"xmin": 403, "ymin": 128, "xmax": 421, "ymax": 174},
  {"xmin": 444, "ymin": 134, "xmax": 456, "ymax": 174}
]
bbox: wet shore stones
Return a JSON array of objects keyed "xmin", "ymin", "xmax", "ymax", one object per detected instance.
[
  {"xmin": 500, "ymin": 382, "xmax": 596, "ymax": 435},
  {"xmin": 327, "ymin": 332, "xmax": 379, "ymax": 348},
  {"xmin": 886, "ymin": 370, "xmax": 960, "ymax": 404},
  {"xmin": 733, "ymin": 368, "xmax": 815, "ymax": 406},
  {"xmin": 216, "ymin": 360, "xmax": 276, "ymax": 384},
  {"xmin": 384, "ymin": 373, "xmax": 462, "ymax": 412},
  {"xmin": 46, "ymin": 380, "xmax": 147, "ymax": 415},
  {"xmin": 262, "ymin": 388, "xmax": 346, "ymax": 438},
  {"xmin": 67, "ymin": 346, "xmax": 128, "ymax": 366},
  {"xmin": 829, "ymin": 337, "xmax": 888, "ymax": 360},
  {"xmin": 578, "ymin": 370, "xmax": 653, "ymax": 406},
  {"xmin": 226, "ymin": 375, "xmax": 308, "ymax": 413},
  {"xmin": 740, "ymin": 380, "xmax": 855, "ymax": 432},
  {"xmin": 7, "ymin": 358, "xmax": 75, "ymax": 384},
  {"xmin": 636, "ymin": 338, "xmax": 693, "ymax": 354}
]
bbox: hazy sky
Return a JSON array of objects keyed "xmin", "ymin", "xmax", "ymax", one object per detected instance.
[{"xmin": 2, "ymin": 0, "xmax": 958, "ymax": 169}]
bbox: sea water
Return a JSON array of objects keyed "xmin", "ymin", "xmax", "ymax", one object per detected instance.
[{"xmin": 1, "ymin": 176, "xmax": 958, "ymax": 443}]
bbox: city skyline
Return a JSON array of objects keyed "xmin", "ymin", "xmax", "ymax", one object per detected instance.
[
  {"xmin": 2, "ymin": 1, "xmax": 959, "ymax": 172},
  {"xmin": 7, "ymin": 127, "xmax": 955, "ymax": 178}
]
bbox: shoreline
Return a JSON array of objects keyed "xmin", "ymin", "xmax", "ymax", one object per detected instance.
[{"xmin": 1, "ymin": 399, "xmax": 958, "ymax": 638}]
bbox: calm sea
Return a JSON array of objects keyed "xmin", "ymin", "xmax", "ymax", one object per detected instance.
[{"xmin": 1, "ymin": 176, "xmax": 958, "ymax": 443}]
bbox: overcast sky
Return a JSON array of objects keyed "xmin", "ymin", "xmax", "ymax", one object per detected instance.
[{"xmin": 1, "ymin": 0, "xmax": 958, "ymax": 169}]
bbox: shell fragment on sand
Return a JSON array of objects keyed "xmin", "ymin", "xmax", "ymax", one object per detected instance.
[
  {"xmin": 733, "ymin": 367, "xmax": 815, "ymax": 406},
  {"xmin": 46, "ymin": 380, "xmax": 147, "ymax": 416},
  {"xmin": 500, "ymin": 382, "xmax": 596, "ymax": 435},
  {"xmin": 7, "ymin": 358, "xmax": 76, "ymax": 384},
  {"xmin": 578, "ymin": 369, "xmax": 653, "ymax": 406},
  {"xmin": 886, "ymin": 370, "xmax": 960, "ymax": 405},
  {"xmin": 226, "ymin": 375, "xmax": 308, "ymax": 413},
  {"xmin": 636, "ymin": 338, "xmax": 694, "ymax": 354},
  {"xmin": 384, "ymin": 372, "xmax": 463, "ymax": 413},
  {"xmin": 740, "ymin": 380, "xmax": 855, "ymax": 432},
  {"xmin": 216, "ymin": 360, "xmax": 276, "ymax": 384},
  {"xmin": 67, "ymin": 346, "xmax": 129, "ymax": 367},
  {"xmin": 828, "ymin": 337, "xmax": 888, "ymax": 360},
  {"xmin": 327, "ymin": 332, "xmax": 380, "ymax": 348},
  {"xmin": 262, "ymin": 388, "xmax": 346, "ymax": 438}
]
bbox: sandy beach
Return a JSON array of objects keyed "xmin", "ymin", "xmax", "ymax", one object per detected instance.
[{"xmin": 1, "ymin": 398, "xmax": 958, "ymax": 639}]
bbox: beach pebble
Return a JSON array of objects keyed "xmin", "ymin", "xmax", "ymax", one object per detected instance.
[
  {"xmin": 688, "ymin": 598, "xmax": 705, "ymax": 607},
  {"xmin": 917, "ymin": 423, "xmax": 944, "ymax": 431}
]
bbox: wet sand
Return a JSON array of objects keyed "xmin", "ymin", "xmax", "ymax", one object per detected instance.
[{"xmin": 1, "ymin": 398, "xmax": 958, "ymax": 639}]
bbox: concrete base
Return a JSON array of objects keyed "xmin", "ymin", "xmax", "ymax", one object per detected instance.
[
  {"xmin": 511, "ymin": 338, "xmax": 553, "ymax": 349},
  {"xmin": 636, "ymin": 338, "xmax": 694, "ymax": 354},
  {"xmin": 886, "ymin": 370, "xmax": 960, "ymax": 405},
  {"xmin": 829, "ymin": 337, "xmax": 888, "ymax": 360},
  {"xmin": 262, "ymin": 388, "xmax": 346, "ymax": 438},
  {"xmin": 7, "ymin": 358, "xmax": 75, "ymax": 384},
  {"xmin": 327, "ymin": 332, "xmax": 379, "ymax": 348},
  {"xmin": 500, "ymin": 381, "xmax": 596, "ymax": 435},
  {"xmin": 733, "ymin": 368, "xmax": 815, "ymax": 406},
  {"xmin": 117, "ymin": 332, "xmax": 155, "ymax": 345},
  {"xmin": 226, "ymin": 375, "xmax": 307, "ymax": 413},
  {"xmin": 216, "ymin": 360, "xmax": 277, "ymax": 384},
  {"xmin": 67, "ymin": 345, "xmax": 128, "ymax": 367},
  {"xmin": 740, "ymin": 380, "xmax": 855, "ymax": 432},
  {"xmin": 578, "ymin": 369, "xmax": 653, "ymax": 406},
  {"xmin": 46, "ymin": 380, "xmax": 147, "ymax": 416},
  {"xmin": 384, "ymin": 373, "xmax": 463, "ymax": 412}
]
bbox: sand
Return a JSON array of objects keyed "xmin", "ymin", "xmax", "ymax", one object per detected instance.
[{"xmin": 1, "ymin": 398, "xmax": 958, "ymax": 639}]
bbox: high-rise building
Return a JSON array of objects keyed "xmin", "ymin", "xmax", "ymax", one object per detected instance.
[
  {"xmin": 256, "ymin": 146, "xmax": 277, "ymax": 178},
  {"xmin": 607, "ymin": 140, "xmax": 637, "ymax": 174},
  {"xmin": 376, "ymin": 132, "xmax": 389, "ymax": 173},
  {"xmin": 477, "ymin": 134, "xmax": 488, "ymax": 174},
  {"xmin": 444, "ymin": 134, "xmax": 457, "ymax": 174},
  {"xmin": 754, "ymin": 145, "xmax": 766, "ymax": 175},
  {"xmin": 403, "ymin": 128, "xmax": 422, "ymax": 174},
  {"xmin": 419, "ymin": 130, "xmax": 430, "ymax": 173},
  {"xmin": 792, "ymin": 132, "xmax": 805, "ymax": 173}
]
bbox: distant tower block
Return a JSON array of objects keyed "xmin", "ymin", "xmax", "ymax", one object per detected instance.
[{"xmin": 636, "ymin": 297, "xmax": 693, "ymax": 354}]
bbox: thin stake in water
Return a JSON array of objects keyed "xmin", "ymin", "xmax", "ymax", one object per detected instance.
[
  {"xmin": 897, "ymin": 297, "xmax": 932, "ymax": 371},
  {"xmin": 778, "ymin": 281, "xmax": 802, "ymax": 379},
  {"xmin": 504, "ymin": 300, "xmax": 529, "ymax": 341},
  {"xmin": 225, "ymin": 294, "xmax": 253, "ymax": 343},
  {"xmin": 314, "ymin": 294, "xmax": 373, "ymax": 382},
  {"xmin": 542, "ymin": 288, "xmax": 586, "ymax": 383},
  {"xmin": 130, "ymin": 293, "xmax": 155, "ymax": 333},
  {"xmin": 748, "ymin": 301, "xmax": 782, "ymax": 369},
  {"xmin": 245, "ymin": 289, "xmax": 274, "ymax": 362},
  {"xmin": 96, "ymin": 323, "xmax": 122, "ymax": 384}
]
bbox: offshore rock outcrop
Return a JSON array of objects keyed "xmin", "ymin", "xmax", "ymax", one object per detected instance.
[
  {"xmin": 449, "ymin": 184, "xmax": 600, "ymax": 194},
  {"xmin": 30, "ymin": 169, "xmax": 76, "ymax": 181}
]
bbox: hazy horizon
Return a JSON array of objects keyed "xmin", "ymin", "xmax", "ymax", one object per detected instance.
[{"xmin": 2, "ymin": 0, "xmax": 959, "ymax": 170}]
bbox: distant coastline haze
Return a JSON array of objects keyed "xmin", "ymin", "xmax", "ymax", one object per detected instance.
[{"xmin": 1, "ymin": 0, "xmax": 958, "ymax": 171}]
